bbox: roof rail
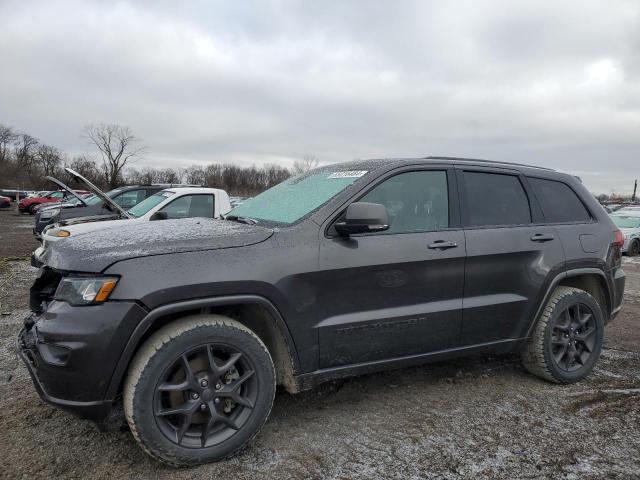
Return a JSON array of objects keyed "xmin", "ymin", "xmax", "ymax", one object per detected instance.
[{"xmin": 426, "ymin": 156, "xmax": 555, "ymax": 171}]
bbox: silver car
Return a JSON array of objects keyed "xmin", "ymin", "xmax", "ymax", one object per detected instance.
[{"xmin": 610, "ymin": 213, "xmax": 640, "ymax": 256}]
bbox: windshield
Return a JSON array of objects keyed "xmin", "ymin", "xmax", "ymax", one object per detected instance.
[
  {"xmin": 228, "ymin": 169, "xmax": 369, "ymax": 225},
  {"xmin": 611, "ymin": 216, "xmax": 640, "ymax": 228},
  {"xmin": 84, "ymin": 188, "xmax": 125, "ymax": 206},
  {"xmin": 84, "ymin": 188, "xmax": 122, "ymax": 205},
  {"xmin": 128, "ymin": 191, "xmax": 174, "ymax": 218},
  {"xmin": 69, "ymin": 195, "xmax": 91, "ymax": 206}
]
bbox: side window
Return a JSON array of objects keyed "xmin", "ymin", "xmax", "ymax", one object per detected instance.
[
  {"xmin": 49, "ymin": 192, "xmax": 64, "ymax": 199},
  {"xmin": 358, "ymin": 170, "xmax": 449, "ymax": 234},
  {"xmin": 159, "ymin": 195, "xmax": 215, "ymax": 219},
  {"xmin": 528, "ymin": 177, "xmax": 591, "ymax": 223},
  {"xmin": 463, "ymin": 171, "xmax": 531, "ymax": 227},
  {"xmin": 114, "ymin": 189, "xmax": 146, "ymax": 209}
]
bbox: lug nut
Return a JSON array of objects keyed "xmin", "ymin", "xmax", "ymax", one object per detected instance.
[
  {"xmin": 200, "ymin": 379, "xmax": 209, "ymax": 388},
  {"xmin": 215, "ymin": 383, "xmax": 221, "ymax": 390},
  {"xmin": 191, "ymin": 392, "xmax": 200, "ymax": 400},
  {"xmin": 200, "ymin": 403, "xmax": 207, "ymax": 411},
  {"xmin": 214, "ymin": 398, "xmax": 220, "ymax": 404}
]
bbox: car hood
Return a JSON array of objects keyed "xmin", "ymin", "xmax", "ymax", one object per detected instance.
[
  {"xmin": 45, "ymin": 176, "xmax": 88, "ymax": 206},
  {"xmin": 56, "ymin": 213, "xmax": 122, "ymax": 226},
  {"xmin": 64, "ymin": 167, "xmax": 132, "ymax": 219},
  {"xmin": 40, "ymin": 218, "xmax": 274, "ymax": 272}
]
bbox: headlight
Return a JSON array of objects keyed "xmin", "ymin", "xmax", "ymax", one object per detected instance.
[
  {"xmin": 39, "ymin": 209, "xmax": 58, "ymax": 220},
  {"xmin": 46, "ymin": 228, "xmax": 71, "ymax": 238},
  {"xmin": 54, "ymin": 276, "xmax": 119, "ymax": 305}
]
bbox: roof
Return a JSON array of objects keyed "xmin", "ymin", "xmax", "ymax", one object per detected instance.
[
  {"xmin": 325, "ymin": 156, "xmax": 555, "ymax": 173},
  {"xmin": 162, "ymin": 187, "xmax": 226, "ymax": 195},
  {"xmin": 115, "ymin": 184, "xmax": 204, "ymax": 189}
]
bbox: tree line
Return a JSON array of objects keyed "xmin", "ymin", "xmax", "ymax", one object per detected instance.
[{"xmin": 0, "ymin": 122, "xmax": 314, "ymax": 196}]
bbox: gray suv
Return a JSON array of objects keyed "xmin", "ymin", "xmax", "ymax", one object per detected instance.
[{"xmin": 18, "ymin": 157, "xmax": 625, "ymax": 466}]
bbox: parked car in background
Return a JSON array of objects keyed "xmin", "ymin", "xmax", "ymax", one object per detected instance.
[
  {"xmin": 34, "ymin": 194, "xmax": 94, "ymax": 215},
  {"xmin": 615, "ymin": 205, "xmax": 640, "ymax": 216},
  {"xmin": 605, "ymin": 203, "xmax": 625, "ymax": 212},
  {"xmin": 229, "ymin": 196, "xmax": 248, "ymax": 208},
  {"xmin": 0, "ymin": 195, "xmax": 11, "ymax": 208},
  {"xmin": 27, "ymin": 190, "xmax": 49, "ymax": 198},
  {"xmin": 610, "ymin": 214, "xmax": 640, "ymax": 256},
  {"xmin": 33, "ymin": 179, "xmax": 202, "ymax": 238},
  {"xmin": 20, "ymin": 157, "xmax": 625, "ymax": 466},
  {"xmin": 0, "ymin": 189, "xmax": 29, "ymax": 201},
  {"xmin": 35, "ymin": 186, "xmax": 231, "ymax": 260},
  {"xmin": 19, "ymin": 189, "xmax": 90, "ymax": 214}
]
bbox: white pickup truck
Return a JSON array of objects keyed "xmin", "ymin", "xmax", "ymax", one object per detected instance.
[{"xmin": 33, "ymin": 169, "xmax": 231, "ymax": 263}]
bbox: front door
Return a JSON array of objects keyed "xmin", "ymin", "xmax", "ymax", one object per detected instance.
[{"xmin": 315, "ymin": 168, "xmax": 466, "ymax": 368}]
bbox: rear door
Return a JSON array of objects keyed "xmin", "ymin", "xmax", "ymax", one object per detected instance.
[
  {"xmin": 315, "ymin": 167, "xmax": 466, "ymax": 368},
  {"xmin": 457, "ymin": 167, "xmax": 565, "ymax": 345}
]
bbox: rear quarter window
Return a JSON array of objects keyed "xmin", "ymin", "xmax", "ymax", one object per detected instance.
[{"xmin": 528, "ymin": 177, "xmax": 591, "ymax": 224}]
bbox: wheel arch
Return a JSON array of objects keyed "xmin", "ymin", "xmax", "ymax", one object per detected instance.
[
  {"xmin": 106, "ymin": 295, "xmax": 301, "ymax": 400},
  {"xmin": 525, "ymin": 268, "xmax": 612, "ymax": 340}
]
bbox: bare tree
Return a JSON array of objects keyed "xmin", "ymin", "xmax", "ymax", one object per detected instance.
[
  {"xmin": 184, "ymin": 165, "xmax": 206, "ymax": 185},
  {"xmin": 15, "ymin": 133, "xmax": 39, "ymax": 166},
  {"xmin": 83, "ymin": 123, "xmax": 146, "ymax": 189},
  {"xmin": 0, "ymin": 124, "xmax": 16, "ymax": 164},
  {"xmin": 35, "ymin": 144, "xmax": 62, "ymax": 177},
  {"xmin": 292, "ymin": 154, "xmax": 320, "ymax": 174}
]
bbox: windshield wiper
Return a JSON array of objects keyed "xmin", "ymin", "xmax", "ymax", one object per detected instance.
[{"xmin": 225, "ymin": 215, "xmax": 258, "ymax": 225}]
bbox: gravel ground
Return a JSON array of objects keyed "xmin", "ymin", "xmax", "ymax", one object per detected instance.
[{"xmin": 0, "ymin": 212, "xmax": 639, "ymax": 479}]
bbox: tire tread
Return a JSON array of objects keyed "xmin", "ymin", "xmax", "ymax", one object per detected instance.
[
  {"xmin": 521, "ymin": 286, "xmax": 596, "ymax": 384},
  {"xmin": 123, "ymin": 314, "xmax": 275, "ymax": 466}
]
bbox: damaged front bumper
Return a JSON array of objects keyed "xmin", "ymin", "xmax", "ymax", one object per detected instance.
[
  {"xmin": 17, "ymin": 324, "xmax": 113, "ymax": 422},
  {"xmin": 16, "ymin": 300, "xmax": 148, "ymax": 423}
]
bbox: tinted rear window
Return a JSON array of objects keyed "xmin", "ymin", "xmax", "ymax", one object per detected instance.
[
  {"xmin": 463, "ymin": 171, "xmax": 531, "ymax": 227},
  {"xmin": 528, "ymin": 177, "xmax": 591, "ymax": 223}
]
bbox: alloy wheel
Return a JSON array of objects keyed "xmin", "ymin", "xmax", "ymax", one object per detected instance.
[
  {"xmin": 153, "ymin": 344, "xmax": 257, "ymax": 448},
  {"xmin": 550, "ymin": 303, "xmax": 597, "ymax": 372}
]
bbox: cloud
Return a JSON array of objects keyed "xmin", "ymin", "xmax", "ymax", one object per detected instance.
[{"xmin": 1, "ymin": 0, "xmax": 639, "ymax": 193}]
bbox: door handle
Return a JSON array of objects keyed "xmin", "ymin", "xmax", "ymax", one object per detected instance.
[
  {"xmin": 428, "ymin": 240, "xmax": 458, "ymax": 250},
  {"xmin": 530, "ymin": 233, "xmax": 555, "ymax": 242}
]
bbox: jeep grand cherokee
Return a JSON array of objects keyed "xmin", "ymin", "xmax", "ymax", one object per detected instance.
[{"xmin": 18, "ymin": 157, "xmax": 625, "ymax": 466}]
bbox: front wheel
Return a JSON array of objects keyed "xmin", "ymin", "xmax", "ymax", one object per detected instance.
[
  {"xmin": 629, "ymin": 239, "xmax": 640, "ymax": 257},
  {"xmin": 521, "ymin": 286, "xmax": 604, "ymax": 384},
  {"xmin": 124, "ymin": 315, "xmax": 276, "ymax": 466}
]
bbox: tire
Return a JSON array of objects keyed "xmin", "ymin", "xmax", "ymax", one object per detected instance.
[
  {"xmin": 521, "ymin": 286, "xmax": 604, "ymax": 384},
  {"xmin": 124, "ymin": 315, "xmax": 276, "ymax": 466},
  {"xmin": 28, "ymin": 204, "xmax": 37, "ymax": 215},
  {"xmin": 629, "ymin": 239, "xmax": 640, "ymax": 257}
]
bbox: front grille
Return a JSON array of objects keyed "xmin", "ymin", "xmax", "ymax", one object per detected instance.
[{"xmin": 29, "ymin": 267, "xmax": 62, "ymax": 313}]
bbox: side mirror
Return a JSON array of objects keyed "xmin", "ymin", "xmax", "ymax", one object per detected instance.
[
  {"xmin": 334, "ymin": 202, "xmax": 389, "ymax": 236},
  {"xmin": 150, "ymin": 211, "xmax": 169, "ymax": 221}
]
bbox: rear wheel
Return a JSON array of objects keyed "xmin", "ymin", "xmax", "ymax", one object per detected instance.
[
  {"xmin": 521, "ymin": 286, "xmax": 604, "ymax": 384},
  {"xmin": 629, "ymin": 239, "xmax": 640, "ymax": 257},
  {"xmin": 124, "ymin": 315, "xmax": 276, "ymax": 466}
]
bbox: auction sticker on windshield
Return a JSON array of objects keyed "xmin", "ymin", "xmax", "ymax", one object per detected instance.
[{"xmin": 327, "ymin": 171, "xmax": 368, "ymax": 179}]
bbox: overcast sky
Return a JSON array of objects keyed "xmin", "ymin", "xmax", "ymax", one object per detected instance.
[{"xmin": 1, "ymin": 0, "xmax": 639, "ymax": 194}]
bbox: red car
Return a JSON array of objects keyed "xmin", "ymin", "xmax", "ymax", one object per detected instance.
[
  {"xmin": 18, "ymin": 190, "xmax": 90, "ymax": 214},
  {"xmin": 0, "ymin": 195, "xmax": 10, "ymax": 209}
]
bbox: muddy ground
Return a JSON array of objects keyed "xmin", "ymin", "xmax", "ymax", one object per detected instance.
[{"xmin": 0, "ymin": 210, "xmax": 639, "ymax": 479}]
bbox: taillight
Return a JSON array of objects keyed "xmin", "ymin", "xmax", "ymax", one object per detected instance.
[
  {"xmin": 614, "ymin": 230, "xmax": 625, "ymax": 248},
  {"xmin": 612, "ymin": 229, "xmax": 624, "ymax": 268}
]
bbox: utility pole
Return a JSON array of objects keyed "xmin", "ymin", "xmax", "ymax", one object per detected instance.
[{"xmin": 633, "ymin": 179, "xmax": 638, "ymax": 203}]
